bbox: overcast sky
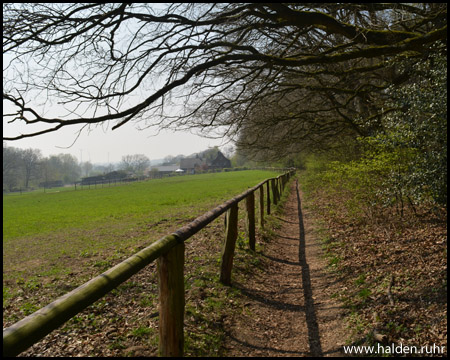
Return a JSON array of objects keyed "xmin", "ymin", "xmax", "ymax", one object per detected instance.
[
  {"xmin": 2, "ymin": 3, "xmax": 227, "ymax": 165},
  {"xmin": 3, "ymin": 117, "xmax": 226, "ymax": 164}
]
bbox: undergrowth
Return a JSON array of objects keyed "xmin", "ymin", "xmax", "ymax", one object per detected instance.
[{"xmin": 300, "ymin": 163, "xmax": 447, "ymax": 357}]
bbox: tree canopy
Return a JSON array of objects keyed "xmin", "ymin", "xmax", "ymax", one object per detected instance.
[{"xmin": 3, "ymin": 3, "xmax": 447, "ymax": 155}]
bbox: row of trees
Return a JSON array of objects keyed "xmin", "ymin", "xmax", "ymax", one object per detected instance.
[
  {"xmin": 119, "ymin": 154, "xmax": 150, "ymax": 177},
  {"xmin": 2, "ymin": 144, "xmax": 152, "ymax": 192},
  {"xmin": 3, "ymin": 145, "xmax": 80, "ymax": 191},
  {"xmin": 3, "ymin": 144, "xmax": 246, "ymax": 191},
  {"xmin": 288, "ymin": 50, "xmax": 446, "ymax": 219},
  {"xmin": 319, "ymin": 52, "xmax": 447, "ymax": 213}
]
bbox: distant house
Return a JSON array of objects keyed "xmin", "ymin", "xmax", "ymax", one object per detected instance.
[
  {"xmin": 179, "ymin": 157, "xmax": 205, "ymax": 174},
  {"xmin": 209, "ymin": 151, "xmax": 231, "ymax": 170},
  {"xmin": 180, "ymin": 151, "xmax": 231, "ymax": 174},
  {"xmin": 150, "ymin": 165, "xmax": 179, "ymax": 175}
]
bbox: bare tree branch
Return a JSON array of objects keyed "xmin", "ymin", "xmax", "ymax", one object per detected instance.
[{"xmin": 3, "ymin": 3, "xmax": 446, "ymax": 149}]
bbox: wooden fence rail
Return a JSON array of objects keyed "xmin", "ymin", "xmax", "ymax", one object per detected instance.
[{"xmin": 3, "ymin": 170, "xmax": 295, "ymax": 357}]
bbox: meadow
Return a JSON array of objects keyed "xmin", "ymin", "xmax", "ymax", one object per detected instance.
[
  {"xmin": 4, "ymin": 169, "xmax": 290, "ymax": 356},
  {"xmin": 3, "ymin": 170, "xmax": 278, "ymax": 302}
]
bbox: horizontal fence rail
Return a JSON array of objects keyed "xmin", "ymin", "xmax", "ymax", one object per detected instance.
[{"xmin": 3, "ymin": 170, "xmax": 295, "ymax": 357}]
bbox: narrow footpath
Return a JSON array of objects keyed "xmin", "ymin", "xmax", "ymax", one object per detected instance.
[{"xmin": 223, "ymin": 179, "xmax": 349, "ymax": 357}]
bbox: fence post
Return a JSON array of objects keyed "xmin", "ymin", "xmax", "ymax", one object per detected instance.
[
  {"xmin": 259, "ymin": 185, "xmax": 264, "ymax": 229},
  {"xmin": 220, "ymin": 203, "xmax": 239, "ymax": 286},
  {"xmin": 246, "ymin": 192, "xmax": 255, "ymax": 251},
  {"xmin": 271, "ymin": 179, "xmax": 278, "ymax": 206},
  {"xmin": 276, "ymin": 178, "xmax": 280, "ymax": 203},
  {"xmin": 266, "ymin": 181, "xmax": 271, "ymax": 215},
  {"xmin": 158, "ymin": 242, "xmax": 185, "ymax": 357},
  {"xmin": 276, "ymin": 177, "xmax": 280, "ymax": 198}
]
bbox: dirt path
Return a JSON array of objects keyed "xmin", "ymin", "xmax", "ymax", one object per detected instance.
[{"xmin": 223, "ymin": 179, "xmax": 349, "ymax": 357}]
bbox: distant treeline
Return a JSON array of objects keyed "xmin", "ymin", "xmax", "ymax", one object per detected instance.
[{"xmin": 2, "ymin": 146, "xmax": 149, "ymax": 192}]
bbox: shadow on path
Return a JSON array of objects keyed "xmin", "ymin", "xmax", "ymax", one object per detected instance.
[
  {"xmin": 224, "ymin": 179, "xmax": 326, "ymax": 356},
  {"xmin": 233, "ymin": 283, "xmax": 306, "ymax": 312},
  {"xmin": 224, "ymin": 331, "xmax": 309, "ymax": 356},
  {"xmin": 296, "ymin": 179, "xmax": 323, "ymax": 357}
]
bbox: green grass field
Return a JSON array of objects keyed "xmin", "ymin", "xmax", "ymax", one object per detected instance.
[
  {"xmin": 3, "ymin": 169, "xmax": 288, "ymax": 356},
  {"xmin": 3, "ymin": 170, "xmax": 278, "ymax": 285}
]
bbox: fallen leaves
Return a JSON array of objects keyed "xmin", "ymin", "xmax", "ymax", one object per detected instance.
[{"xmin": 306, "ymin": 186, "xmax": 447, "ymax": 356}]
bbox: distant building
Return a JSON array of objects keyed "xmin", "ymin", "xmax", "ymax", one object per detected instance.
[
  {"xmin": 209, "ymin": 151, "xmax": 232, "ymax": 170},
  {"xmin": 180, "ymin": 151, "xmax": 231, "ymax": 174},
  {"xmin": 179, "ymin": 157, "xmax": 205, "ymax": 174},
  {"xmin": 150, "ymin": 165, "xmax": 179, "ymax": 175}
]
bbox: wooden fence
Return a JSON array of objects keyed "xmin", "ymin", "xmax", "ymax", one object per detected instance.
[{"xmin": 3, "ymin": 170, "xmax": 295, "ymax": 357}]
